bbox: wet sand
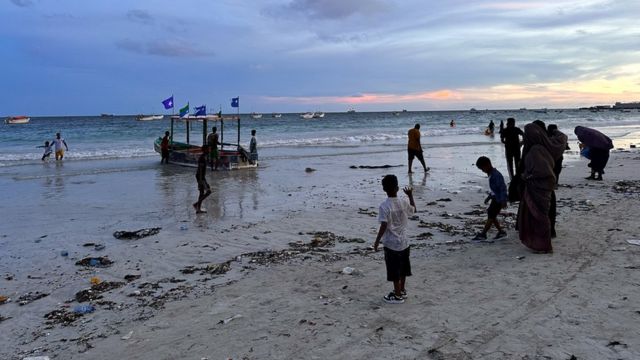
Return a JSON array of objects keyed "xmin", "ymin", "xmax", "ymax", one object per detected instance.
[{"xmin": 1, "ymin": 146, "xmax": 639, "ymax": 359}]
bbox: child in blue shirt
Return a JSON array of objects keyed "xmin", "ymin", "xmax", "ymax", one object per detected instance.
[{"xmin": 473, "ymin": 156, "xmax": 508, "ymax": 241}]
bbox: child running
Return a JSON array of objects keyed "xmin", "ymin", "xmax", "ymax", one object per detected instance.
[
  {"xmin": 473, "ymin": 156, "xmax": 508, "ymax": 241},
  {"xmin": 374, "ymin": 174, "xmax": 416, "ymax": 304},
  {"xmin": 38, "ymin": 141, "xmax": 53, "ymax": 161}
]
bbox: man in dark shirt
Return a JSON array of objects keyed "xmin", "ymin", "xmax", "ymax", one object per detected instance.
[
  {"xmin": 500, "ymin": 117, "xmax": 524, "ymax": 179},
  {"xmin": 193, "ymin": 146, "xmax": 212, "ymax": 214}
]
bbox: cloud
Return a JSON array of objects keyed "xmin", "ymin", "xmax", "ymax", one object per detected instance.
[
  {"xmin": 126, "ymin": 9, "xmax": 154, "ymax": 24},
  {"xmin": 10, "ymin": 0, "xmax": 34, "ymax": 7},
  {"xmin": 116, "ymin": 39, "xmax": 211, "ymax": 58},
  {"xmin": 268, "ymin": 0, "xmax": 389, "ymax": 20}
]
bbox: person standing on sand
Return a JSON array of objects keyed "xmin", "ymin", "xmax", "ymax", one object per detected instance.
[
  {"xmin": 472, "ymin": 156, "xmax": 508, "ymax": 241},
  {"xmin": 374, "ymin": 174, "xmax": 416, "ymax": 304},
  {"xmin": 52, "ymin": 133, "xmax": 68, "ymax": 161},
  {"xmin": 160, "ymin": 131, "xmax": 170, "ymax": 164},
  {"xmin": 517, "ymin": 123, "xmax": 567, "ymax": 253},
  {"xmin": 193, "ymin": 146, "xmax": 212, "ymax": 214},
  {"xmin": 207, "ymin": 126, "xmax": 219, "ymax": 170},
  {"xmin": 407, "ymin": 124, "xmax": 429, "ymax": 173},
  {"xmin": 249, "ymin": 129, "xmax": 258, "ymax": 164},
  {"xmin": 501, "ymin": 118, "xmax": 524, "ymax": 180}
]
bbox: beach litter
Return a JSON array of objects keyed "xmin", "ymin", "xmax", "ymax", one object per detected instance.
[
  {"xmin": 75, "ymin": 281, "xmax": 125, "ymax": 302},
  {"xmin": 342, "ymin": 266, "xmax": 355, "ymax": 275},
  {"xmin": 44, "ymin": 309, "xmax": 83, "ymax": 326},
  {"xmin": 0, "ymin": 295, "xmax": 8, "ymax": 304},
  {"xmin": 626, "ymin": 239, "xmax": 640, "ymax": 246},
  {"xmin": 113, "ymin": 227, "xmax": 161, "ymax": 240},
  {"xmin": 305, "ymin": 167, "xmax": 316, "ymax": 173},
  {"xmin": 60, "ymin": 250, "xmax": 68, "ymax": 257},
  {"xmin": 73, "ymin": 304, "xmax": 95, "ymax": 314},
  {"xmin": 121, "ymin": 331, "xmax": 134, "ymax": 340},
  {"xmin": 22, "ymin": 357, "xmax": 50, "ymax": 360},
  {"xmin": 219, "ymin": 314, "xmax": 243, "ymax": 324},
  {"xmin": 90, "ymin": 276, "xmax": 102, "ymax": 285},
  {"xmin": 17, "ymin": 292, "xmax": 48, "ymax": 306},
  {"xmin": 75, "ymin": 256, "xmax": 113, "ymax": 267}
]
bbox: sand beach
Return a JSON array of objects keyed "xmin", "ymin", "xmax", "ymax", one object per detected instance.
[{"xmin": 1, "ymin": 124, "xmax": 639, "ymax": 359}]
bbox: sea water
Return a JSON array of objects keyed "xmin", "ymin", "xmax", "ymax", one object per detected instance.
[{"xmin": 1, "ymin": 109, "xmax": 639, "ymax": 167}]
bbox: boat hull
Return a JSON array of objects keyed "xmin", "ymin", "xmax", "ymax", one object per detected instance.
[
  {"xmin": 137, "ymin": 115, "xmax": 164, "ymax": 121},
  {"xmin": 5, "ymin": 116, "xmax": 30, "ymax": 124},
  {"xmin": 154, "ymin": 138, "xmax": 258, "ymax": 169}
]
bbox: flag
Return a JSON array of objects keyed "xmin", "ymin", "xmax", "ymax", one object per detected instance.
[
  {"xmin": 231, "ymin": 97, "xmax": 239, "ymax": 108},
  {"xmin": 179, "ymin": 103, "xmax": 189, "ymax": 117},
  {"xmin": 194, "ymin": 105, "xmax": 206, "ymax": 116},
  {"xmin": 162, "ymin": 96, "xmax": 174, "ymax": 110}
]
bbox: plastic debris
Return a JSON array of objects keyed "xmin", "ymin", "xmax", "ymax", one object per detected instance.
[
  {"xmin": 121, "ymin": 331, "xmax": 133, "ymax": 340},
  {"xmin": 0, "ymin": 295, "xmax": 8, "ymax": 304},
  {"xmin": 60, "ymin": 250, "xmax": 68, "ymax": 257},
  {"xmin": 73, "ymin": 304, "xmax": 96, "ymax": 314},
  {"xmin": 94, "ymin": 244, "xmax": 106, "ymax": 251},
  {"xmin": 218, "ymin": 314, "xmax": 243, "ymax": 324},
  {"xmin": 75, "ymin": 257, "xmax": 113, "ymax": 267},
  {"xmin": 23, "ymin": 357, "xmax": 51, "ymax": 360},
  {"xmin": 90, "ymin": 277, "xmax": 102, "ymax": 285},
  {"xmin": 627, "ymin": 239, "xmax": 640, "ymax": 246}
]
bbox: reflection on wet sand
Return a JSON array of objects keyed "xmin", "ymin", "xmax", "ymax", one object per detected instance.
[{"xmin": 155, "ymin": 164, "xmax": 260, "ymax": 221}]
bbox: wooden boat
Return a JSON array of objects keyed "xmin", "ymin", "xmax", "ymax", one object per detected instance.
[
  {"xmin": 5, "ymin": 116, "xmax": 30, "ymax": 124},
  {"xmin": 137, "ymin": 115, "xmax": 164, "ymax": 121},
  {"xmin": 154, "ymin": 115, "xmax": 257, "ymax": 169}
]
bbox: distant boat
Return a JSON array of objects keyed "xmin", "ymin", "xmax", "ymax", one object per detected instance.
[
  {"xmin": 312, "ymin": 112, "xmax": 325, "ymax": 118},
  {"xmin": 137, "ymin": 115, "xmax": 164, "ymax": 121},
  {"xmin": 402, "ymin": 109, "xmax": 408, "ymax": 112},
  {"xmin": 272, "ymin": 113, "xmax": 282, "ymax": 118},
  {"xmin": 5, "ymin": 116, "xmax": 30, "ymax": 124},
  {"xmin": 469, "ymin": 108, "xmax": 480, "ymax": 113},
  {"xmin": 392, "ymin": 112, "xmax": 400, "ymax": 116},
  {"xmin": 100, "ymin": 113, "xmax": 114, "ymax": 117},
  {"xmin": 300, "ymin": 112, "xmax": 314, "ymax": 119},
  {"xmin": 250, "ymin": 112, "xmax": 263, "ymax": 119},
  {"xmin": 519, "ymin": 108, "xmax": 527, "ymax": 111},
  {"xmin": 347, "ymin": 108, "xmax": 356, "ymax": 113},
  {"xmin": 532, "ymin": 108, "xmax": 548, "ymax": 114}
]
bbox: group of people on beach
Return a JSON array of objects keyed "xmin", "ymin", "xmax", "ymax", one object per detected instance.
[
  {"xmin": 38, "ymin": 133, "xmax": 69, "ymax": 162},
  {"xmin": 378, "ymin": 119, "xmax": 610, "ymax": 303}
]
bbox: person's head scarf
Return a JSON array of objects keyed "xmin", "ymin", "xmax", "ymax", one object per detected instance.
[{"xmin": 524, "ymin": 123, "xmax": 567, "ymax": 161}]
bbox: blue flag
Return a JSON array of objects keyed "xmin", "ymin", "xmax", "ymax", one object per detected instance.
[
  {"xmin": 194, "ymin": 105, "xmax": 206, "ymax": 116},
  {"xmin": 162, "ymin": 96, "xmax": 174, "ymax": 110},
  {"xmin": 179, "ymin": 103, "xmax": 189, "ymax": 117},
  {"xmin": 231, "ymin": 97, "xmax": 239, "ymax": 108}
]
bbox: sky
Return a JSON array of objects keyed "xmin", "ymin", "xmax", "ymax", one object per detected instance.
[{"xmin": 1, "ymin": 0, "xmax": 640, "ymax": 115}]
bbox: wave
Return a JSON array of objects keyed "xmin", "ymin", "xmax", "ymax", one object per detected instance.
[
  {"xmin": 0, "ymin": 148, "xmax": 157, "ymax": 167},
  {"xmin": 259, "ymin": 127, "xmax": 484, "ymax": 147}
]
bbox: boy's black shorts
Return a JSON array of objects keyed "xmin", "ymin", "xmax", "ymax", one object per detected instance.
[
  {"xmin": 487, "ymin": 199, "xmax": 501, "ymax": 219},
  {"xmin": 407, "ymin": 148, "xmax": 424, "ymax": 162},
  {"xmin": 384, "ymin": 247, "xmax": 412, "ymax": 281}
]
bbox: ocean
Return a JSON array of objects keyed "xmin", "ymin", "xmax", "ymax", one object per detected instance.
[{"xmin": 2, "ymin": 109, "xmax": 639, "ymax": 167}]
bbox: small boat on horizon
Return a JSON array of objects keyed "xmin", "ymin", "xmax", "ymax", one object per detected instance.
[
  {"xmin": 300, "ymin": 112, "xmax": 314, "ymax": 119},
  {"xmin": 100, "ymin": 113, "xmax": 114, "ymax": 117},
  {"xmin": 137, "ymin": 115, "xmax": 164, "ymax": 121},
  {"xmin": 312, "ymin": 112, "xmax": 325, "ymax": 118},
  {"xmin": 250, "ymin": 112, "xmax": 263, "ymax": 119},
  {"xmin": 347, "ymin": 108, "xmax": 356, "ymax": 113},
  {"xmin": 272, "ymin": 113, "xmax": 282, "ymax": 118},
  {"xmin": 5, "ymin": 116, "xmax": 30, "ymax": 124}
]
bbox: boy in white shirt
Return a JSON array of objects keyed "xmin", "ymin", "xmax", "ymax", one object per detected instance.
[{"xmin": 374, "ymin": 174, "xmax": 416, "ymax": 304}]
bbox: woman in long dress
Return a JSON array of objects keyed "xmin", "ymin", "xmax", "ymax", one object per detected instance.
[{"xmin": 517, "ymin": 123, "xmax": 567, "ymax": 253}]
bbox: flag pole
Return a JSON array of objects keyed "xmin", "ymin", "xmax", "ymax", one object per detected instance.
[{"xmin": 237, "ymin": 97, "xmax": 240, "ymax": 148}]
